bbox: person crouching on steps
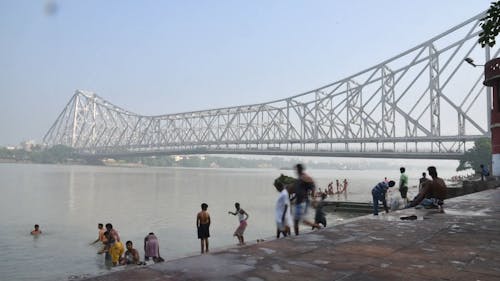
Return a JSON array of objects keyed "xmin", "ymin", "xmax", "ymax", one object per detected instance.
[{"xmin": 371, "ymin": 180, "xmax": 395, "ymax": 215}]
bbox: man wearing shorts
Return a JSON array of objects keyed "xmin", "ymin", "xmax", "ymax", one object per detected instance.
[
  {"xmin": 228, "ymin": 202, "xmax": 249, "ymax": 245},
  {"xmin": 196, "ymin": 203, "xmax": 211, "ymax": 254}
]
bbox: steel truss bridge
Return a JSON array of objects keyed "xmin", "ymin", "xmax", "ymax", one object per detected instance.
[{"xmin": 44, "ymin": 12, "xmax": 499, "ymax": 160}]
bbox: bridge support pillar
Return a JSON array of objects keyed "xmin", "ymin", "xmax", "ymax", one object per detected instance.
[{"xmin": 484, "ymin": 58, "xmax": 500, "ymax": 176}]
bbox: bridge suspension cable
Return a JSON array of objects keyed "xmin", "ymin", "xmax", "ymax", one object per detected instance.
[{"xmin": 43, "ymin": 11, "xmax": 498, "ymax": 159}]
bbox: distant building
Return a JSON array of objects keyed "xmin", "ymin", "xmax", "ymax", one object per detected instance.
[{"xmin": 21, "ymin": 140, "xmax": 36, "ymax": 152}]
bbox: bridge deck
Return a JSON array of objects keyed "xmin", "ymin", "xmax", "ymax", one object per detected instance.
[{"xmin": 84, "ymin": 187, "xmax": 500, "ymax": 281}]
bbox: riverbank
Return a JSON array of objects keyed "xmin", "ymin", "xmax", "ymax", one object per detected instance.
[{"xmin": 83, "ymin": 186, "xmax": 500, "ymax": 281}]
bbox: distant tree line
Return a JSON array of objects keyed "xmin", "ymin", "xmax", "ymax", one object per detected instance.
[
  {"xmin": 0, "ymin": 139, "xmax": 491, "ymax": 172},
  {"xmin": 0, "ymin": 144, "xmax": 76, "ymax": 164}
]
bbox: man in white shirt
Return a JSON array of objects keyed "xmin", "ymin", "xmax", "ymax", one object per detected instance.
[{"xmin": 275, "ymin": 182, "xmax": 293, "ymax": 238}]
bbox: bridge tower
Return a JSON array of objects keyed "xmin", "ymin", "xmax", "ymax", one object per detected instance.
[{"xmin": 484, "ymin": 58, "xmax": 500, "ymax": 176}]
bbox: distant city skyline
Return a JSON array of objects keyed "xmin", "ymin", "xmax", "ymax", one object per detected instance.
[{"xmin": 0, "ymin": 0, "xmax": 492, "ymax": 145}]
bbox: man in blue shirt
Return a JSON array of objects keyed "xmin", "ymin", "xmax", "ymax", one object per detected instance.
[{"xmin": 371, "ymin": 180, "xmax": 395, "ymax": 215}]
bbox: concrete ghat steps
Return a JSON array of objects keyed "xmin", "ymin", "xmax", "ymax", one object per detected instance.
[
  {"xmin": 82, "ymin": 187, "xmax": 500, "ymax": 281},
  {"xmin": 323, "ymin": 201, "xmax": 374, "ymax": 213}
]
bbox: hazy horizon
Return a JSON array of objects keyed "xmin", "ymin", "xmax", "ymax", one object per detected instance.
[{"xmin": 0, "ymin": 1, "xmax": 492, "ymax": 146}]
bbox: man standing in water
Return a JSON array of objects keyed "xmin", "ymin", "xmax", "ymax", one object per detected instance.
[
  {"xmin": 91, "ymin": 223, "xmax": 106, "ymax": 245},
  {"xmin": 105, "ymin": 223, "xmax": 120, "ymax": 243},
  {"xmin": 228, "ymin": 202, "xmax": 249, "ymax": 245},
  {"xmin": 196, "ymin": 203, "xmax": 211, "ymax": 254},
  {"xmin": 293, "ymin": 164, "xmax": 321, "ymax": 235},
  {"xmin": 30, "ymin": 224, "xmax": 42, "ymax": 235}
]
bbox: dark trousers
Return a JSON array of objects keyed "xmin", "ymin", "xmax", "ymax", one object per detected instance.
[{"xmin": 372, "ymin": 191, "xmax": 388, "ymax": 215}]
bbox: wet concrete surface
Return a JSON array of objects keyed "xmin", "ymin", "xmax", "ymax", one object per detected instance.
[{"xmin": 84, "ymin": 188, "xmax": 500, "ymax": 281}]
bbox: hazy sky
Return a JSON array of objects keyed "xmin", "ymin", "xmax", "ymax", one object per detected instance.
[{"xmin": 0, "ymin": 0, "xmax": 493, "ymax": 146}]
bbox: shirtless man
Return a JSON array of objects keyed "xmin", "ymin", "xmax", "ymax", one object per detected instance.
[
  {"xmin": 91, "ymin": 223, "xmax": 106, "ymax": 245},
  {"xmin": 30, "ymin": 224, "xmax": 42, "ymax": 235},
  {"xmin": 120, "ymin": 241, "xmax": 141, "ymax": 265},
  {"xmin": 98, "ymin": 223, "xmax": 120, "ymax": 255},
  {"xmin": 343, "ymin": 179, "xmax": 348, "ymax": 193},
  {"xmin": 408, "ymin": 166, "xmax": 447, "ymax": 212},
  {"xmin": 196, "ymin": 203, "xmax": 211, "ymax": 254},
  {"xmin": 105, "ymin": 223, "xmax": 120, "ymax": 242}
]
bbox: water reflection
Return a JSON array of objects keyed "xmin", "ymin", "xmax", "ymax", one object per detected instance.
[{"xmin": 68, "ymin": 167, "xmax": 75, "ymax": 212}]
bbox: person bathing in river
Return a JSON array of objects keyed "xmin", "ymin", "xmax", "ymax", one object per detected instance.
[
  {"xmin": 105, "ymin": 223, "xmax": 121, "ymax": 243},
  {"xmin": 98, "ymin": 223, "xmax": 121, "ymax": 255},
  {"xmin": 91, "ymin": 223, "xmax": 106, "ymax": 245},
  {"xmin": 91, "ymin": 223, "xmax": 108, "ymax": 255},
  {"xmin": 104, "ymin": 231, "xmax": 124, "ymax": 266},
  {"xmin": 120, "ymin": 241, "xmax": 141, "ymax": 265},
  {"xmin": 30, "ymin": 224, "xmax": 42, "ymax": 235},
  {"xmin": 327, "ymin": 182, "xmax": 334, "ymax": 195},
  {"xmin": 228, "ymin": 202, "xmax": 249, "ymax": 245},
  {"xmin": 343, "ymin": 179, "xmax": 348, "ymax": 193},
  {"xmin": 144, "ymin": 232, "xmax": 163, "ymax": 262}
]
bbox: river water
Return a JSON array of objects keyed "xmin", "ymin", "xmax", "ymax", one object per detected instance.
[{"xmin": 0, "ymin": 162, "xmax": 466, "ymax": 280}]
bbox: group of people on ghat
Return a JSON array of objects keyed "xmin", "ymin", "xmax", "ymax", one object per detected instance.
[
  {"xmin": 88, "ymin": 223, "xmax": 164, "ymax": 266},
  {"xmin": 30, "ymin": 222, "xmax": 164, "ymax": 267},
  {"xmin": 274, "ymin": 164, "xmax": 328, "ymax": 238},
  {"xmin": 195, "ymin": 201, "xmax": 251, "ymax": 254},
  {"xmin": 198, "ymin": 163, "xmax": 329, "ymax": 255},
  {"xmin": 371, "ymin": 166, "xmax": 448, "ymax": 216},
  {"xmin": 29, "ymin": 163, "xmax": 451, "ymax": 267},
  {"xmin": 88, "ymin": 204, "xmax": 250, "ymax": 263},
  {"xmin": 317, "ymin": 178, "xmax": 348, "ymax": 197}
]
